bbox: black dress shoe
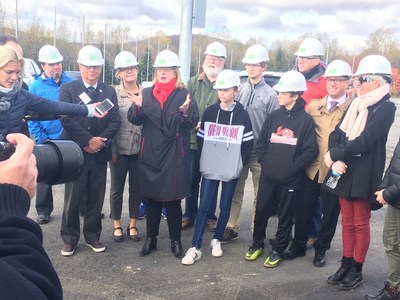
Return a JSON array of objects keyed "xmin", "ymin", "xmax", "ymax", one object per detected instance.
[
  {"xmin": 140, "ymin": 238, "xmax": 157, "ymax": 256},
  {"xmin": 113, "ymin": 227, "xmax": 124, "ymax": 242},
  {"xmin": 171, "ymin": 240, "xmax": 184, "ymax": 258},
  {"xmin": 283, "ymin": 245, "xmax": 306, "ymax": 260},
  {"xmin": 127, "ymin": 226, "xmax": 140, "ymax": 242},
  {"xmin": 313, "ymin": 251, "xmax": 326, "ymax": 267}
]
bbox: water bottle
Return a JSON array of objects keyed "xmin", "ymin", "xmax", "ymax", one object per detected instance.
[{"xmin": 326, "ymin": 170, "xmax": 341, "ymax": 189}]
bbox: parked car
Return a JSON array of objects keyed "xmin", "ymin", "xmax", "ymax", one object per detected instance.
[
  {"xmin": 23, "ymin": 58, "xmax": 41, "ymax": 86},
  {"xmin": 64, "ymin": 71, "xmax": 81, "ymax": 81},
  {"xmin": 238, "ymin": 70, "xmax": 284, "ymax": 89}
]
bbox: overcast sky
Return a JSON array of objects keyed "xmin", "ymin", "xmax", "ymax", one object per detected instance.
[{"xmin": 12, "ymin": 0, "xmax": 400, "ymax": 50}]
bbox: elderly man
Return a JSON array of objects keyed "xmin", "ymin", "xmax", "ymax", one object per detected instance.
[
  {"xmin": 59, "ymin": 45, "xmax": 120, "ymax": 256},
  {"xmin": 28, "ymin": 45, "xmax": 73, "ymax": 225},
  {"xmin": 182, "ymin": 41, "xmax": 226, "ymax": 232}
]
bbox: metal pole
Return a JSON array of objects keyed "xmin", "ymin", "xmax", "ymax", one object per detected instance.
[
  {"xmin": 230, "ymin": 49, "xmax": 233, "ymax": 69},
  {"xmin": 178, "ymin": 0, "xmax": 194, "ymax": 83},
  {"xmin": 53, "ymin": 6, "xmax": 56, "ymax": 46},
  {"xmin": 135, "ymin": 36, "xmax": 138, "ymax": 58},
  {"xmin": 15, "ymin": 0, "xmax": 18, "ymax": 39},
  {"xmin": 146, "ymin": 39, "xmax": 150, "ymax": 81}
]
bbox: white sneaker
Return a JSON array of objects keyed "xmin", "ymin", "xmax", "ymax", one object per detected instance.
[
  {"xmin": 210, "ymin": 239, "xmax": 223, "ymax": 257},
  {"xmin": 181, "ymin": 247, "xmax": 202, "ymax": 265}
]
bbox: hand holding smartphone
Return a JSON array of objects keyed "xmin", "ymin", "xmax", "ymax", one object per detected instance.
[{"xmin": 95, "ymin": 98, "xmax": 114, "ymax": 115}]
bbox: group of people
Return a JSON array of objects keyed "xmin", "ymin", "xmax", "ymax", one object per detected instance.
[{"xmin": 0, "ymin": 32, "xmax": 399, "ymax": 300}]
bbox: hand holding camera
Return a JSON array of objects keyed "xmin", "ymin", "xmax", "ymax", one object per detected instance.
[{"xmin": 0, "ymin": 134, "xmax": 37, "ymax": 199}]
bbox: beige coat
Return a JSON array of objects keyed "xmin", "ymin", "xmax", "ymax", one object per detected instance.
[{"xmin": 305, "ymin": 96, "xmax": 351, "ymax": 183}]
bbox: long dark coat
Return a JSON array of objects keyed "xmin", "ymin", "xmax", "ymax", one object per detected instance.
[
  {"xmin": 128, "ymin": 86, "xmax": 199, "ymax": 201},
  {"xmin": 323, "ymin": 94, "xmax": 396, "ymax": 206}
]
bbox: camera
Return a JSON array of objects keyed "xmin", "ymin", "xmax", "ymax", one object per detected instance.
[{"xmin": 0, "ymin": 140, "xmax": 84, "ymax": 185}]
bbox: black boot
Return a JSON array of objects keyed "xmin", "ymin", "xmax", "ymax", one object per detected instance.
[
  {"xmin": 365, "ymin": 282, "xmax": 399, "ymax": 300},
  {"xmin": 171, "ymin": 240, "xmax": 184, "ymax": 259},
  {"xmin": 327, "ymin": 257, "xmax": 353, "ymax": 285},
  {"xmin": 139, "ymin": 237, "xmax": 157, "ymax": 257},
  {"xmin": 337, "ymin": 260, "xmax": 363, "ymax": 290}
]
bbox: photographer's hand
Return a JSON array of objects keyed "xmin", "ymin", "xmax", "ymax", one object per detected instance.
[{"xmin": 0, "ymin": 134, "xmax": 37, "ymax": 198}]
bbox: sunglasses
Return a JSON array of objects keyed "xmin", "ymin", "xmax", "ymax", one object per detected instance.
[{"xmin": 358, "ymin": 76, "xmax": 374, "ymax": 84}]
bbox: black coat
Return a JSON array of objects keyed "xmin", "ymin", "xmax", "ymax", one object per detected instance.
[
  {"xmin": 59, "ymin": 79, "xmax": 121, "ymax": 163},
  {"xmin": 128, "ymin": 87, "xmax": 199, "ymax": 201},
  {"xmin": 324, "ymin": 94, "xmax": 396, "ymax": 205},
  {"xmin": 379, "ymin": 137, "xmax": 400, "ymax": 210}
]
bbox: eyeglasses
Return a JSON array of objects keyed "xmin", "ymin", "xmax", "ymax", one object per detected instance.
[
  {"xmin": 358, "ymin": 76, "xmax": 374, "ymax": 84},
  {"xmin": 245, "ymin": 63, "xmax": 263, "ymax": 68},
  {"xmin": 155, "ymin": 67, "xmax": 175, "ymax": 72},
  {"xmin": 119, "ymin": 66, "xmax": 138, "ymax": 73},
  {"xmin": 297, "ymin": 56, "xmax": 319, "ymax": 62},
  {"xmin": 326, "ymin": 78, "xmax": 348, "ymax": 84},
  {"xmin": 205, "ymin": 55, "xmax": 224, "ymax": 63},
  {"xmin": 81, "ymin": 65, "xmax": 102, "ymax": 71}
]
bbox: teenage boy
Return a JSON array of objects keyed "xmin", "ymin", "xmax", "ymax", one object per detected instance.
[{"xmin": 245, "ymin": 71, "xmax": 318, "ymax": 268}]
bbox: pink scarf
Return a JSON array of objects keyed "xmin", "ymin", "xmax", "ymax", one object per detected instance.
[{"xmin": 339, "ymin": 83, "xmax": 390, "ymax": 140}]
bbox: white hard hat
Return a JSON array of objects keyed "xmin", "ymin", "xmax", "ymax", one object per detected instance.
[
  {"xmin": 273, "ymin": 71, "xmax": 307, "ymax": 92},
  {"xmin": 204, "ymin": 41, "xmax": 227, "ymax": 58},
  {"xmin": 213, "ymin": 69, "xmax": 241, "ymax": 89},
  {"xmin": 77, "ymin": 45, "xmax": 104, "ymax": 66},
  {"xmin": 242, "ymin": 44, "xmax": 269, "ymax": 64},
  {"xmin": 353, "ymin": 54, "xmax": 392, "ymax": 76},
  {"xmin": 114, "ymin": 51, "xmax": 139, "ymax": 69},
  {"xmin": 38, "ymin": 45, "xmax": 63, "ymax": 64},
  {"xmin": 294, "ymin": 38, "xmax": 324, "ymax": 57},
  {"xmin": 325, "ymin": 60, "xmax": 352, "ymax": 77},
  {"xmin": 153, "ymin": 50, "xmax": 180, "ymax": 68}
]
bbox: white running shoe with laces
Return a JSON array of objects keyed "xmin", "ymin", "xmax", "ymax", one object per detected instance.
[
  {"xmin": 181, "ymin": 247, "xmax": 202, "ymax": 265},
  {"xmin": 210, "ymin": 239, "xmax": 223, "ymax": 257}
]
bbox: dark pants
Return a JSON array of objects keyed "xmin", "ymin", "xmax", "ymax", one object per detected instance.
[
  {"xmin": 313, "ymin": 189, "xmax": 341, "ymax": 252},
  {"xmin": 61, "ymin": 155, "xmax": 107, "ymax": 245},
  {"xmin": 292, "ymin": 175, "xmax": 321, "ymax": 250},
  {"xmin": 146, "ymin": 199, "xmax": 182, "ymax": 241},
  {"xmin": 109, "ymin": 154, "xmax": 140, "ymax": 220},
  {"xmin": 35, "ymin": 182, "xmax": 54, "ymax": 216},
  {"xmin": 253, "ymin": 180, "xmax": 298, "ymax": 255}
]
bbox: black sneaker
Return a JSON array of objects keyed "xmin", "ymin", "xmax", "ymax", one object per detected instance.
[
  {"xmin": 85, "ymin": 241, "xmax": 106, "ymax": 253},
  {"xmin": 61, "ymin": 243, "xmax": 76, "ymax": 256},
  {"xmin": 36, "ymin": 214, "xmax": 50, "ymax": 224},
  {"xmin": 221, "ymin": 228, "xmax": 239, "ymax": 244}
]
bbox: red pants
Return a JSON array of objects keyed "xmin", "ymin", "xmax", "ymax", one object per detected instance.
[{"xmin": 339, "ymin": 197, "xmax": 372, "ymax": 263}]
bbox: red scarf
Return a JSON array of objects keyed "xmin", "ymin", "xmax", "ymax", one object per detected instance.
[{"xmin": 152, "ymin": 79, "xmax": 177, "ymax": 110}]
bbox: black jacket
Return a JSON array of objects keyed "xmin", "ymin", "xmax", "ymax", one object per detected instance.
[
  {"xmin": 59, "ymin": 79, "xmax": 121, "ymax": 163},
  {"xmin": 257, "ymin": 98, "xmax": 318, "ymax": 188},
  {"xmin": 128, "ymin": 86, "xmax": 199, "ymax": 201},
  {"xmin": 379, "ymin": 137, "xmax": 400, "ymax": 210},
  {"xmin": 323, "ymin": 94, "xmax": 396, "ymax": 204},
  {"xmin": 0, "ymin": 184, "xmax": 62, "ymax": 299}
]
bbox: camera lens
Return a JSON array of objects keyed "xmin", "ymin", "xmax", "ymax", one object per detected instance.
[{"xmin": 33, "ymin": 140, "xmax": 84, "ymax": 185}]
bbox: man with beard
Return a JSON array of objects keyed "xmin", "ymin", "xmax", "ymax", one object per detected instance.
[
  {"xmin": 181, "ymin": 41, "xmax": 226, "ymax": 232},
  {"xmin": 28, "ymin": 45, "xmax": 73, "ymax": 225}
]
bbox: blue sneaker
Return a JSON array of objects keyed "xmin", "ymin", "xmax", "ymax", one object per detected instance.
[
  {"xmin": 138, "ymin": 202, "xmax": 147, "ymax": 220},
  {"xmin": 162, "ymin": 207, "xmax": 167, "ymax": 220}
]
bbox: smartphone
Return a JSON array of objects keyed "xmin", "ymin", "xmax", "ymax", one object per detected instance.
[{"xmin": 95, "ymin": 98, "xmax": 114, "ymax": 115}]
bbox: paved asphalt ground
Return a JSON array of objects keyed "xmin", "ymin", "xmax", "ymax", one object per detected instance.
[{"xmin": 27, "ymin": 99, "xmax": 400, "ymax": 300}]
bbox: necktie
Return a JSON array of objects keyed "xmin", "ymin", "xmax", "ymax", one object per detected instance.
[
  {"xmin": 88, "ymin": 86, "xmax": 95, "ymax": 92},
  {"xmin": 329, "ymin": 101, "xmax": 338, "ymax": 112}
]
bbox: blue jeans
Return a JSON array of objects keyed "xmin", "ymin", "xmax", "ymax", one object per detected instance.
[
  {"xmin": 191, "ymin": 177, "xmax": 238, "ymax": 249},
  {"xmin": 183, "ymin": 150, "xmax": 218, "ymax": 222}
]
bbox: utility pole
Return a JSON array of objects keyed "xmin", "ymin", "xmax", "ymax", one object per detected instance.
[
  {"xmin": 15, "ymin": 0, "xmax": 18, "ymax": 39},
  {"xmin": 178, "ymin": 0, "xmax": 194, "ymax": 83},
  {"xmin": 53, "ymin": 6, "xmax": 56, "ymax": 46}
]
